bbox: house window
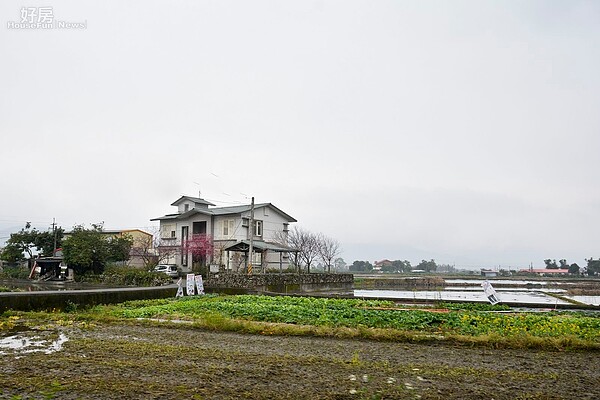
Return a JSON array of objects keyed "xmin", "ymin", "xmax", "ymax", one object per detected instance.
[
  {"xmin": 184, "ymin": 204, "xmax": 189, "ymax": 212},
  {"xmin": 223, "ymin": 220, "xmax": 234, "ymax": 237},
  {"xmin": 161, "ymin": 224, "xmax": 176, "ymax": 239},
  {"xmin": 283, "ymin": 223, "xmax": 289, "ymax": 232},
  {"xmin": 254, "ymin": 220, "xmax": 263, "ymax": 237}
]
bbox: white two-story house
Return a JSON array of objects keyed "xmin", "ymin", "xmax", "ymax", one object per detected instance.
[{"xmin": 151, "ymin": 196, "xmax": 297, "ymax": 272}]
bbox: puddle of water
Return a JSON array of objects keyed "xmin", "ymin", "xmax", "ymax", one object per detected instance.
[{"xmin": 0, "ymin": 331, "xmax": 68, "ymax": 356}]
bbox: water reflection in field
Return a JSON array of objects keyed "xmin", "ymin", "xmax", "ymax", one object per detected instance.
[
  {"xmin": 0, "ymin": 280, "xmax": 107, "ymax": 292},
  {"xmin": 444, "ymin": 279, "xmax": 572, "ymax": 286},
  {"xmin": 0, "ymin": 328, "xmax": 68, "ymax": 356},
  {"xmin": 564, "ymin": 295, "xmax": 600, "ymax": 306},
  {"xmin": 353, "ymin": 289, "xmax": 572, "ymax": 305}
]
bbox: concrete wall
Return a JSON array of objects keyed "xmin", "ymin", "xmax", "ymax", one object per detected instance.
[{"xmin": 0, "ymin": 286, "xmax": 177, "ymax": 312}]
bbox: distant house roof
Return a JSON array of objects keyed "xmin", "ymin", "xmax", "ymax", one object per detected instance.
[
  {"xmin": 101, "ymin": 229, "xmax": 152, "ymax": 236},
  {"xmin": 64, "ymin": 229, "xmax": 152, "ymax": 237}
]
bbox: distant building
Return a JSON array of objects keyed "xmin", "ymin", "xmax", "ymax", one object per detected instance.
[
  {"xmin": 101, "ymin": 230, "xmax": 154, "ymax": 268},
  {"xmin": 374, "ymin": 259, "xmax": 393, "ymax": 268},
  {"xmin": 480, "ymin": 269, "xmax": 497, "ymax": 278},
  {"xmin": 519, "ymin": 268, "xmax": 570, "ymax": 276}
]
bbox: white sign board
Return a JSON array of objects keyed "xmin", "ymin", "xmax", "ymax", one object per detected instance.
[
  {"xmin": 186, "ymin": 274, "xmax": 196, "ymax": 296},
  {"xmin": 175, "ymin": 278, "xmax": 184, "ymax": 298},
  {"xmin": 481, "ymin": 280, "xmax": 500, "ymax": 305},
  {"xmin": 195, "ymin": 275, "xmax": 205, "ymax": 295}
]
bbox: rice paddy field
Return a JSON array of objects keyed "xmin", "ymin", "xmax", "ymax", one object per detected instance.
[{"xmin": 2, "ymin": 294, "xmax": 600, "ymax": 399}]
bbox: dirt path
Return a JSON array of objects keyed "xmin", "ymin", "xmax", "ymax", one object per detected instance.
[{"xmin": 1, "ymin": 323, "xmax": 599, "ymax": 399}]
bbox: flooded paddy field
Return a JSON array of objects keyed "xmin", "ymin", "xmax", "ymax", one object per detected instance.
[
  {"xmin": 352, "ymin": 276, "xmax": 600, "ymax": 308},
  {"xmin": 1, "ymin": 321, "xmax": 599, "ymax": 399},
  {"xmin": 354, "ymin": 288, "xmax": 573, "ymax": 305}
]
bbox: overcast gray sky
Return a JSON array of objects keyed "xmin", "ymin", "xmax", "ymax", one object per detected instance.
[{"xmin": 1, "ymin": 0, "xmax": 599, "ymax": 269}]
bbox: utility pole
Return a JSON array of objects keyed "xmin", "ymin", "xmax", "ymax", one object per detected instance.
[
  {"xmin": 247, "ymin": 197, "xmax": 255, "ymax": 275},
  {"xmin": 52, "ymin": 218, "xmax": 57, "ymax": 256}
]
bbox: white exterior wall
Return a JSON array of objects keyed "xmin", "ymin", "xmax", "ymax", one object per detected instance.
[
  {"xmin": 213, "ymin": 216, "xmax": 246, "ymax": 241},
  {"xmin": 218, "ymin": 205, "xmax": 292, "ymax": 271},
  {"xmin": 158, "ymin": 204, "xmax": 294, "ymax": 271},
  {"xmin": 177, "ymin": 200, "xmax": 197, "ymax": 214},
  {"xmin": 247, "ymin": 206, "xmax": 291, "ymax": 243}
]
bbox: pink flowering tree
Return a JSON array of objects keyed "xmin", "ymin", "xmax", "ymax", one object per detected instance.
[{"xmin": 182, "ymin": 234, "xmax": 214, "ymax": 271}]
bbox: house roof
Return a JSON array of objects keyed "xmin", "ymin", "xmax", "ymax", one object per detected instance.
[
  {"xmin": 151, "ymin": 201, "xmax": 297, "ymax": 222},
  {"xmin": 101, "ymin": 229, "xmax": 152, "ymax": 236},
  {"xmin": 64, "ymin": 229, "xmax": 152, "ymax": 236},
  {"xmin": 171, "ymin": 196, "xmax": 216, "ymax": 207}
]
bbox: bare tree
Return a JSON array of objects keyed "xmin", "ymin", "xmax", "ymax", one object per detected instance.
[
  {"xmin": 129, "ymin": 227, "xmax": 179, "ymax": 269},
  {"xmin": 272, "ymin": 229, "xmax": 299, "ymax": 271},
  {"xmin": 274, "ymin": 227, "xmax": 340, "ymax": 274},
  {"xmin": 316, "ymin": 233, "xmax": 340, "ymax": 273},
  {"xmin": 129, "ymin": 230, "xmax": 158, "ymax": 268},
  {"xmin": 292, "ymin": 227, "xmax": 321, "ymax": 273}
]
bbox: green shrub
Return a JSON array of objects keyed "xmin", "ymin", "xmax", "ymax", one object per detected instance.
[{"xmin": 0, "ymin": 266, "xmax": 31, "ymax": 280}]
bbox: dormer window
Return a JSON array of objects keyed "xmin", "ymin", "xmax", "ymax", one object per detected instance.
[{"xmin": 184, "ymin": 204, "xmax": 189, "ymax": 212}]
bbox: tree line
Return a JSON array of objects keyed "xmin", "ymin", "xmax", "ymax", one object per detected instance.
[
  {"xmin": 0, "ymin": 223, "xmax": 133, "ymax": 275},
  {"xmin": 544, "ymin": 258, "xmax": 600, "ymax": 276},
  {"xmin": 348, "ymin": 259, "xmax": 439, "ymax": 273}
]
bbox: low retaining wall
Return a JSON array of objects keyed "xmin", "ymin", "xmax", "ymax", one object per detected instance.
[
  {"xmin": 206, "ymin": 273, "xmax": 354, "ymax": 293},
  {"xmin": 354, "ymin": 277, "xmax": 445, "ymax": 289},
  {"xmin": 0, "ymin": 286, "xmax": 177, "ymax": 312},
  {"xmin": 0, "ymin": 274, "xmax": 353, "ymax": 312}
]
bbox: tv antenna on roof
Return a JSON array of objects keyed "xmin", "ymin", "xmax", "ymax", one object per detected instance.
[{"xmin": 193, "ymin": 181, "xmax": 201, "ymax": 198}]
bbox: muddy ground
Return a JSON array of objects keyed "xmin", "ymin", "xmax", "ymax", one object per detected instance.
[{"xmin": 1, "ymin": 322, "xmax": 599, "ymax": 399}]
